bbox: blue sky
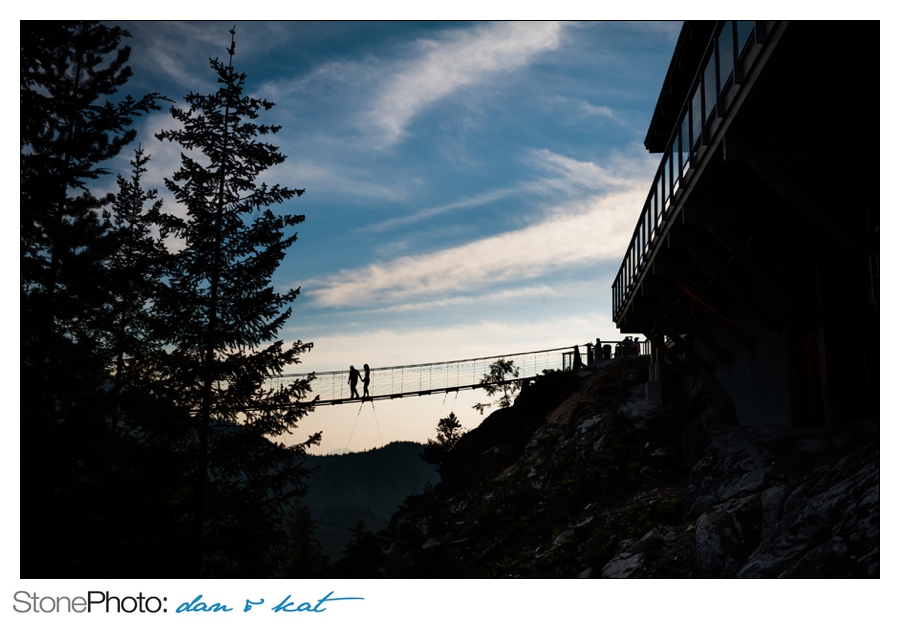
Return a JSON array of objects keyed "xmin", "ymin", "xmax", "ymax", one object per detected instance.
[{"xmin": 102, "ymin": 21, "xmax": 681, "ymax": 453}]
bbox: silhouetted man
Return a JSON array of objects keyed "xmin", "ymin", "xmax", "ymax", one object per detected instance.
[{"xmin": 348, "ymin": 366, "xmax": 361, "ymax": 399}]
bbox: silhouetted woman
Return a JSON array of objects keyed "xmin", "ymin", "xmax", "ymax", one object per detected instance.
[{"xmin": 362, "ymin": 364, "xmax": 371, "ymax": 399}]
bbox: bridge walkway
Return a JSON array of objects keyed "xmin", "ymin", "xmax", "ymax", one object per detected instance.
[{"xmin": 266, "ymin": 341, "xmax": 648, "ymax": 406}]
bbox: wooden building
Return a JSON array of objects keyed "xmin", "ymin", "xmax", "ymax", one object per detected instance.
[{"xmin": 612, "ymin": 21, "xmax": 879, "ymax": 426}]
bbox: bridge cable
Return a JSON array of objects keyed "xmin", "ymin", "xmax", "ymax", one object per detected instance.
[
  {"xmin": 436, "ymin": 391, "xmax": 449, "ymax": 421},
  {"xmin": 322, "ymin": 401, "xmax": 366, "ymax": 513},
  {"xmin": 344, "ymin": 400, "xmax": 365, "ymax": 451},
  {"xmin": 369, "ymin": 400, "xmax": 384, "ymax": 449},
  {"xmin": 370, "ymin": 400, "xmax": 405, "ymax": 503}
]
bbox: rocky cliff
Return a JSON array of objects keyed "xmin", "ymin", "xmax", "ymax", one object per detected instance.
[{"xmin": 328, "ymin": 356, "xmax": 879, "ymax": 578}]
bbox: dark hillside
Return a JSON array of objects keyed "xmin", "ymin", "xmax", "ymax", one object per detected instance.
[
  {"xmin": 328, "ymin": 357, "xmax": 879, "ymax": 578},
  {"xmin": 302, "ymin": 441, "xmax": 440, "ymax": 561},
  {"xmin": 438, "ymin": 368, "xmax": 581, "ymax": 489}
]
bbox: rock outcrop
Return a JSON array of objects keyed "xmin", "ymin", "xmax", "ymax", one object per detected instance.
[{"xmin": 327, "ymin": 357, "xmax": 879, "ymax": 578}]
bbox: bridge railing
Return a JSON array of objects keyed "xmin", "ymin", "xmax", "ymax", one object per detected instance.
[{"xmin": 266, "ymin": 341, "xmax": 648, "ymax": 404}]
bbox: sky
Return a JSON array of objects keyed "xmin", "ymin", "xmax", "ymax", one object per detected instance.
[
  {"xmin": 10, "ymin": 12, "xmax": 893, "ymax": 610},
  {"xmin": 98, "ymin": 20, "xmax": 681, "ymax": 453}
]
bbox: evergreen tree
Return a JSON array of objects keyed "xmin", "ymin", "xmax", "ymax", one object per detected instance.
[
  {"xmin": 155, "ymin": 28, "xmax": 319, "ymax": 577},
  {"xmin": 20, "ymin": 21, "xmax": 162, "ymax": 576},
  {"xmin": 472, "ymin": 358, "xmax": 522, "ymax": 415},
  {"xmin": 103, "ymin": 146, "xmax": 170, "ymax": 432},
  {"xmin": 21, "ymin": 22, "xmax": 162, "ymax": 417},
  {"xmin": 420, "ymin": 412, "xmax": 465, "ymax": 465},
  {"xmin": 284, "ymin": 503, "xmax": 330, "ymax": 576}
]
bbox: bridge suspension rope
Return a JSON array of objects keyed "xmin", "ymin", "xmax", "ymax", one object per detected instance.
[{"xmin": 267, "ymin": 341, "xmax": 647, "ymax": 406}]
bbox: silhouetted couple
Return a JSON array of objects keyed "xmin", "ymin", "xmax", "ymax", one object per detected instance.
[
  {"xmin": 616, "ymin": 336, "xmax": 639, "ymax": 357},
  {"xmin": 348, "ymin": 364, "xmax": 371, "ymax": 399}
]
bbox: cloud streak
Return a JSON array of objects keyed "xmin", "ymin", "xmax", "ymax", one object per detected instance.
[
  {"xmin": 366, "ymin": 22, "xmax": 566, "ymax": 146},
  {"xmin": 551, "ymin": 95, "xmax": 624, "ymax": 124},
  {"xmin": 359, "ymin": 145, "xmax": 654, "ymax": 234},
  {"xmin": 254, "ymin": 22, "xmax": 567, "ymax": 151},
  {"xmin": 525, "ymin": 148, "xmax": 650, "ymax": 198},
  {"xmin": 349, "ymin": 284, "xmax": 559, "ymax": 314},
  {"xmin": 306, "ymin": 185, "xmax": 646, "ymax": 309},
  {"xmin": 272, "ymin": 158, "xmax": 408, "ymax": 201},
  {"xmin": 359, "ymin": 187, "xmax": 518, "ymax": 233},
  {"xmin": 124, "ymin": 22, "xmax": 295, "ymax": 92}
]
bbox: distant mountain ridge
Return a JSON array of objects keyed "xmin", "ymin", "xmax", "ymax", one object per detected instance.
[{"xmin": 302, "ymin": 441, "xmax": 440, "ymax": 561}]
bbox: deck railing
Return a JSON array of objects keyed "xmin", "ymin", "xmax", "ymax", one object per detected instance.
[{"xmin": 612, "ymin": 21, "xmax": 765, "ymax": 321}]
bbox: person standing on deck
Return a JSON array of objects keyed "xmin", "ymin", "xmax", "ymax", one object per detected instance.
[{"xmin": 572, "ymin": 345, "xmax": 583, "ymax": 371}]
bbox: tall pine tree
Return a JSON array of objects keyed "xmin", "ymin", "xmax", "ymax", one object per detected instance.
[
  {"xmin": 155, "ymin": 28, "xmax": 319, "ymax": 577},
  {"xmin": 20, "ymin": 22, "xmax": 163, "ymax": 576},
  {"xmin": 21, "ymin": 22, "xmax": 161, "ymax": 420},
  {"xmin": 103, "ymin": 146, "xmax": 170, "ymax": 432}
]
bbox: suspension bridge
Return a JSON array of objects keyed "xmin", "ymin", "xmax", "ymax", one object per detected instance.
[{"xmin": 265, "ymin": 341, "xmax": 648, "ymax": 406}]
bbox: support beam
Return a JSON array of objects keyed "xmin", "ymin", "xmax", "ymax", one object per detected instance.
[
  {"xmin": 704, "ymin": 223, "xmax": 814, "ymax": 322},
  {"xmin": 688, "ymin": 247, "xmax": 782, "ymax": 334},
  {"xmin": 641, "ymin": 279, "xmax": 730, "ymax": 363},
  {"xmin": 753, "ymin": 163, "xmax": 866, "ymax": 256},
  {"xmin": 724, "ymin": 134, "xmax": 835, "ymax": 163},
  {"xmin": 680, "ymin": 181, "xmax": 785, "ymax": 226},
  {"xmin": 653, "ymin": 292, "xmax": 730, "ymax": 363},
  {"xmin": 671, "ymin": 228, "xmax": 781, "ymax": 334},
  {"xmin": 645, "ymin": 329, "xmax": 691, "ymax": 375},
  {"xmin": 672, "ymin": 279, "xmax": 753, "ymax": 350},
  {"xmin": 644, "ymin": 310, "xmax": 713, "ymax": 374},
  {"xmin": 650, "ymin": 250, "xmax": 752, "ymax": 350}
]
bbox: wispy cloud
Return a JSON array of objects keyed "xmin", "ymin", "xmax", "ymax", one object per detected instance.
[
  {"xmin": 272, "ymin": 158, "xmax": 408, "ymax": 201},
  {"xmin": 366, "ymin": 22, "xmax": 567, "ymax": 147},
  {"xmin": 255, "ymin": 22, "xmax": 567, "ymax": 151},
  {"xmin": 579, "ymin": 101, "xmax": 618, "ymax": 120},
  {"xmin": 305, "ymin": 185, "xmax": 646, "ymax": 309},
  {"xmin": 525, "ymin": 148, "xmax": 648, "ymax": 198},
  {"xmin": 551, "ymin": 95, "xmax": 622, "ymax": 123},
  {"xmin": 255, "ymin": 58, "xmax": 362, "ymax": 102},
  {"xmin": 531, "ymin": 151, "xmax": 606, "ymax": 192},
  {"xmin": 360, "ymin": 187, "xmax": 518, "ymax": 233},
  {"xmin": 125, "ymin": 21, "xmax": 296, "ymax": 92},
  {"xmin": 360, "ymin": 145, "xmax": 654, "ymax": 234},
  {"xmin": 360, "ymin": 284, "xmax": 559, "ymax": 314}
]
